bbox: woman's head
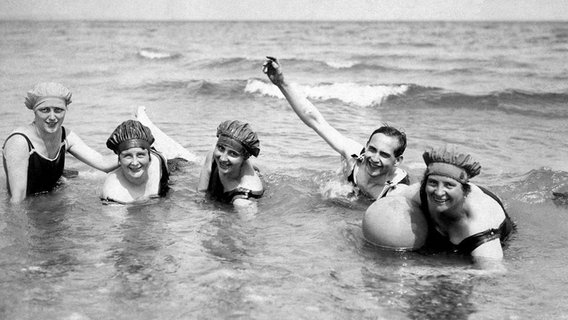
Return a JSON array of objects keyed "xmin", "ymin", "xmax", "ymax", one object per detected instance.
[
  {"xmin": 106, "ymin": 120, "xmax": 155, "ymax": 183},
  {"xmin": 26, "ymin": 82, "xmax": 72, "ymax": 134},
  {"xmin": 213, "ymin": 120, "xmax": 260, "ymax": 176},
  {"xmin": 420, "ymin": 147, "xmax": 479, "ymax": 214},
  {"xmin": 216, "ymin": 120, "xmax": 260, "ymax": 159}
]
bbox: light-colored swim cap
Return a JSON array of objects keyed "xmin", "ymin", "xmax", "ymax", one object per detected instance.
[{"xmin": 25, "ymin": 82, "xmax": 72, "ymax": 110}]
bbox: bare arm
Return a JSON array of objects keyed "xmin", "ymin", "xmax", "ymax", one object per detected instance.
[
  {"xmin": 197, "ymin": 151, "xmax": 213, "ymax": 192},
  {"xmin": 471, "ymin": 240, "xmax": 506, "ymax": 273},
  {"xmin": 263, "ymin": 57, "xmax": 362, "ymax": 159},
  {"xmin": 66, "ymin": 130, "xmax": 118, "ymax": 173},
  {"xmin": 3, "ymin": 135, "xmax": 30, "ymax": 203},
  {"xmin": 233, "ymin": 198, "xmax": 258, "ymax": 218}
]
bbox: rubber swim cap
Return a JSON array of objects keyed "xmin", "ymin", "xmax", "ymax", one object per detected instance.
[
  {"xmin": 106, "ymin": 120, "xmax": 155, "ymax": 154},
  {"xmin": 422, "ymin": 147, "xmax": 481, "ymax": 183},
  {"xmin": 363, "ymin": 196, "xmax": 428, "ymax": 251},
  {"xmin": 25, "ymin": 82, "xmax": 72, "ymax": 110},
  {"xmin": 216, "ymin": 120, "xmax": 260, "ymax": 158}
]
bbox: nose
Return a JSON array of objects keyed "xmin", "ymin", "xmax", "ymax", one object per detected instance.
[
  {"xmin": 219, "ymin": 151, "xmax": 229, "ymax": 161},
  {"xmin": 370, "ymin": 153, "xmax": 382, "ymax": 164},
  {"xmin": 433, "ymin": 184, "xmax": 444, "ymax": 196},
  {"xmin": 47, "ymin": 110, "xmax": 56, "ymax": 120}
]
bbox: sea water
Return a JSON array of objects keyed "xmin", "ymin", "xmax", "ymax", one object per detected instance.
[{"xmin": 0, "ymin": 20, "xmax": 567, "ymax": 319}]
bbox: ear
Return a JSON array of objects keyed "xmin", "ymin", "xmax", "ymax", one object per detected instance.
[{"xmin": 394, "ymin": 155, "xmax": 403, "ymax": 167}]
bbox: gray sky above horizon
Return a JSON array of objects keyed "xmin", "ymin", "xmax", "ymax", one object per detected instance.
[{"xmin": 1, "ymin": 0, "xmax": 567, "ymax": 21}]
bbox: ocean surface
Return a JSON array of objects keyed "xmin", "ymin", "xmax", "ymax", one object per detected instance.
[{"xmin": 0, "ymin": 20, "xmax": 567, "ymax": 319}]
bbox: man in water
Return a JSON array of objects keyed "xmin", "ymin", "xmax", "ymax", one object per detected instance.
[{"xmin": 263, "ymin": 57, "xmax": 409, "ymax": 200}]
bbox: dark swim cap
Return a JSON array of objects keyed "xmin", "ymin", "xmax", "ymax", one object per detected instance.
[
  {"xmin": 216, "ymin": 120, "xmax": 260, "ymax": 158},
  {"xmin": 422, "ymin": 147, "xmax": 481, "ymax": 184},
  {"xmin": 106, "ymin": 120, "xmax": 155, "ymax": 154}
]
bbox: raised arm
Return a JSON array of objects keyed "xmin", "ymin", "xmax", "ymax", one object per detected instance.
[
  {"xmin": 263, "ymin": 57, "xmax": 362, "ymax": 159},
  {"xmin": 66, "ymin": 130, "xmax": 118, "ymax": 173},
  {"xmin": 3, "ymin": 135, "xmax": 30, "ymax": 203}
]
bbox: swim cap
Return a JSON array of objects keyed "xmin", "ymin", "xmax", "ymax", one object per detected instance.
[
  {"xmin": 216, "ymin": 120, "xmax": 260, "ymax": 158},
  {"xmin": 422, "ymin": 147, "xmax": 481, "ymax": 184},
  {"xmin": 25, "ymin": 82, "xmax": 72, "ymax": 110},
  {"xmin": 106, "ymin": 120, "xmax": 155, "ymax": 154}
]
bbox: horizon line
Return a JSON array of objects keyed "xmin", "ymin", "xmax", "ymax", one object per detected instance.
[{"xmin": 1, "ymin": 18, "xmax": 568, "ymax": 23}]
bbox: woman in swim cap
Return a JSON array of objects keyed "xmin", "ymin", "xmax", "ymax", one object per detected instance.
[
  {"xmin": 392, "ymin": 147, "xmax": 515, "ymax": 270},
  {"xmin": 2, "ymin": 82, "xmax": 118, "ymax": 203},
  {"xmin": 101, "ymin": 120, "xmax": 169, "ymax": 203},
  {"xmin": 198, "ymin": 120, "xmax": 264, "ymax": 214}
]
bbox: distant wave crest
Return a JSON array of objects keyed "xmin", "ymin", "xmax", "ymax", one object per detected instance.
[
  {"xmin": 137, "ymin": 48, "xmax": 181, "ymax": 60},
  {"xmin": 245, "ymin": 79, "xmax": 409, "ymax": 107}
]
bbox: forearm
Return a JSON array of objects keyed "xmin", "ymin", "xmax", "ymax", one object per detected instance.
[
  {"xmin": 9, "ymin": 188, "xmax": 26, "ymax": 204},
  {"xmin": 276, "ymin": 81, "xmax": 325, "ymax": 130},
  {"xmin": 73, "ymin": 152, "xmax": 118, "ymax": 173}
]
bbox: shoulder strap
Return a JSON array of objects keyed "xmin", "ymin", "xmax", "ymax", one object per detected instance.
[{"xmin": 3, "ymin": 132, "xmax": 33, "ymax": 151}]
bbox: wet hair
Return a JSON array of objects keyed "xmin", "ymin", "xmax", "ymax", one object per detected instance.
[
  {"xmin": 366, "ymin": 125, "xmax": 407, "ymax": 157},
  {"xmin": 419, "ymin": 171, "xmax": 472, "ymax": 200}
]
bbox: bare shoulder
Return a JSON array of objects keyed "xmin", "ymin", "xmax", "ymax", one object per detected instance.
[
  {"xmin": 101, "ymin": 170, "xmax": 121, "ymax": 196},
  {"xmin": 466, "ymin": 184, "xmax": 506, "ymax": 222},
  {"xmin": 241, "ymin": 160, "xmax": 263, "ymax": 192},
  {"xmin": 3, "ymin": 132, "xmax": 31, "ymax": 161}
]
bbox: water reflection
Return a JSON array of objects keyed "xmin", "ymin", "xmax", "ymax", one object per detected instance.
[
  {"xmin": 359, "ymin": 242, "xmax": 477, "ymax": 320},
  {"xmin": 104, "ymin": 201, "xmax": 175, "ymax": 304}
]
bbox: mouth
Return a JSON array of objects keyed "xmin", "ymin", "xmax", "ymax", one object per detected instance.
[
  {"xmin": 367, "ymin": 160, "xmax": 382, "ymax": 169},
  {"xmin": 217, "ymin": 161, "xmax": 231, "ymax": 170},
  {"xmin": 128, "ymin": 166, "xmax": 143, "ymax": 173},
  {"xmin": 431, "ymin": 196, "xmax": 448, "ymax": 204}
]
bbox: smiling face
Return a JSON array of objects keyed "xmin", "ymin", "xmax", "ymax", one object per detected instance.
[
  {"xmin": 363, "ymin": 133, "xmax": 402, "ymax": 178},
  {"xmin": 33, "ymin": 102, "xmax": 67, "ymax": 134},
  {"xmin": 424, "ymin": 174, "xmax": 466, "ymax": 216},
  {"xmin": 213, "ymin": 142, "xmax": 246, "ymax": 177},
  {"xmin": 118, "ymin": 147, "xmax": 151, "ymax": 184}
]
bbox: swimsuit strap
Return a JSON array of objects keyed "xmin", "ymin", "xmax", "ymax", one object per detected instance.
[
  {"xmin": 150, "ymin": 148, "xmax": 170, "ymax": 197},
  {"xmin": 2, "ymin": 126, "xmax": 67, "ymax": 153},
  {"xmin": 3, "ymin": 132, "xmax": 34, "ymax": 152},
  {"xmin": 457, "ymin": 228, "xmax": 501, "ymax": 253},
  {"xmin": 347, "ymin": 148, "xmax": 365, "ymax": 185},
  {"xmin": 224, "ymin": 187, "xmax": 264, "ymax": 203}
]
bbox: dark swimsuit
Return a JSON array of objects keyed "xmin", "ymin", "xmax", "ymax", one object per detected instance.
[
  {"xmin": 420, "ymin": 185, "xmax": 516, "ymax": 254},
  {"xmin": 2, "ymin": 127, "xmax": 67, "ymax": 195},
  {"xmin": 347, "ymin": 148, "xmax": 410, "ymax": 199},
  {"xmin": 207, "ymin": 160, "xmax": 263, "ymax": 204},
  {"xmin": 152, "ymin": 148, "xmax": 170, "ymax": 197}
]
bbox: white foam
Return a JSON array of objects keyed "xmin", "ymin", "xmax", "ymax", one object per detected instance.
[
  {"xmin": 246, "ymin": 79, "xmax": 409, "ymax": 107},
  {"xmin": 138, "ymin": 49, "xmax": 175, "ymax": 60},
  {"xmin": 325, "ymin": 60, "xmax": 357, "ymax": 69}
]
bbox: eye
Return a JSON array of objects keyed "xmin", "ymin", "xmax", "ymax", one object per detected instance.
[
  {"xmin": 216, "ymin": 144, "xmax": 225, "ymax": 152},
  {"xmin": 229, "ymin": 150, "xmax": 240, "ymax": 158},
  {"xmin": 38, "ymin": 107, "xmax": 50, "ymax": 113},
  {"xmin": 54, "ymin": 108, "xmax": 65, "ymax": 113},
  {"xmin": 379, "ymin": 151, "xmax": 391, "ymax": 158},
  {"xmin": 444, "ymin": 181, "xmax": 458, "ymax": 188}
]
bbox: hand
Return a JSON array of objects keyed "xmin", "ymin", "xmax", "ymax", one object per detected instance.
[{"xmin": 262, "ymin": 56, "xmax": 284, "ymax": 86}]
